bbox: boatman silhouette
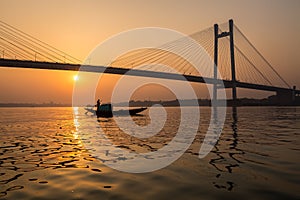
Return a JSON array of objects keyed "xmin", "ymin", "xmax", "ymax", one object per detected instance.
[{"xmin": 96, "ymin": 99, "xmax": 101, "ymax": 112}]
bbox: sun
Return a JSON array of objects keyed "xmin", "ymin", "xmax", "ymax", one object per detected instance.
[{"xmin": 73, "ymin": 75, "xmax": 79, "ymax": 81}]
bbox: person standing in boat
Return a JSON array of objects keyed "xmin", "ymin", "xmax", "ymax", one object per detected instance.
[{"xmin": 96, "ymin": 99, "xmax": 101, "ymax": 112}]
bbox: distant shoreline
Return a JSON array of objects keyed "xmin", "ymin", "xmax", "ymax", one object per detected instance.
[
  {"xmin": 0, "ymin": 103, "xmax": 71, "ymax": 107},
  {"xmin": 1, "ymin": 97, "xmax": 299, "ymax": 107}
]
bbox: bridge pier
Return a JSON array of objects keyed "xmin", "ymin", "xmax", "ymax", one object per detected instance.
[
  {"xmin": 276, "ymin": 90, "xmax": 294, "ymax": 105},
  {"xmin": 273, "ymin": 89, "xmax": 296, "ymax": 106},
  {"xmin": 268, "ymin": 87, "xmax": 298, "ymax": 105}
]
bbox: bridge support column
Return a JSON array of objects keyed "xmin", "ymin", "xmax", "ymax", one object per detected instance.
[
  {"xmin": 292, "ymin": 86, "xmax": 296, "ymax": 102},
  {"xmin": 213, "ymin": 23, "xmax": 219, "ymax": 105},
  {"xmin": 229, "ymin": 19, "xmax": 237, "ymax": 105}
]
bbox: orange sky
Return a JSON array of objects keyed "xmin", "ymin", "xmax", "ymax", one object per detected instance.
[{"xmin": 0, "ymin": 0, "xmax": 300, "ymax": 103}]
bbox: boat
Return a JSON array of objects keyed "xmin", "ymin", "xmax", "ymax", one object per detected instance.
[
  {"xmin": 114, "ymin": 107, "xmax": 147, "ymax": 116},
  {"xmin": 85, "ymin": 103, "xmax": 147, "ymax": 118}
]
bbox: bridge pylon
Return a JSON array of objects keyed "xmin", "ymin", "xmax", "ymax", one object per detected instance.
[{"xmin": 213, "ymin": 19, "xmax": 237, "ymax": 105}]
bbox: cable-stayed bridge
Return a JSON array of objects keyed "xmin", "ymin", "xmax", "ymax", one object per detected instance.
[{"xmin": 0, "ymin": 19, "xmax": 299, "ymax": 105}]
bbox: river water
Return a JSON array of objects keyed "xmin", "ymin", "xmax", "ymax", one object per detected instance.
[{"xmin": 0, "ymin": 107, "xmax": 299, "ymax": 199}]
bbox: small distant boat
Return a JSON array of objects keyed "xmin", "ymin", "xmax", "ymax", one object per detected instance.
[{"xmin": 85, "ymin": 104, "xmax": 147, "ymax": 118}]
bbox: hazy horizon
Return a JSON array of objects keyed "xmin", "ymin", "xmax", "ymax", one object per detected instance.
[{"xmin": 1, "ymin": 0, "xmax": 299, "ymax": 104}]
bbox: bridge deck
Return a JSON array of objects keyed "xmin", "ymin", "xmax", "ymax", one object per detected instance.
[{"xmin": 0, "ymin": 59, "xmax": 299, "ymax": 94}]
